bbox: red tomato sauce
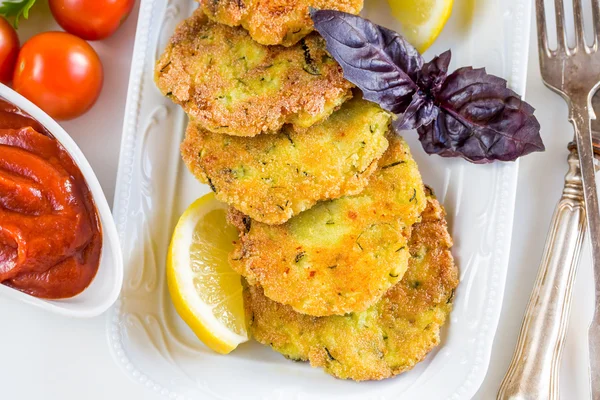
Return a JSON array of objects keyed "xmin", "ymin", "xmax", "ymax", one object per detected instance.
[{"xmin": 0, "ymin": 99, "xmax": 102, "ymax": 299}]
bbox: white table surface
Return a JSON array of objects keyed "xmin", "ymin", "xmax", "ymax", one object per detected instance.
[{"xmin": 0, "ymin": 2, "xmax": 594, "ymax": 399}]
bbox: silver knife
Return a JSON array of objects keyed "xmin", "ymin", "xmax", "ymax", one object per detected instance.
[{"xmin": 497, "ymin": 96, "xmax": 600, "ymax": 399}]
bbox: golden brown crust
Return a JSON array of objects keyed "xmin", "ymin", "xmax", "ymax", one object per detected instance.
[
  {"xmin": 244, "ymin": 196, "xmax": 459, "ymax": 381},
  {"xmin": 181, "ymin": 96, "xmax": 391, "ymax": 224},
  {"xmin": 198, "ymin": 0, "xmax": 364, "ymax": 46},
  {"xmin": 230, "ymin": 136, "xmax": 426, "ymax": 316},
  {"xmin": 155, "ymin": 9, "xmax": 353, "ymax": 137}
]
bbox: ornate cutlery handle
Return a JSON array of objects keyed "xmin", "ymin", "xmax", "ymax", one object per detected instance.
[{"xmin": 497, "ymin": 148, "xmax": 586, "ymax": 400}]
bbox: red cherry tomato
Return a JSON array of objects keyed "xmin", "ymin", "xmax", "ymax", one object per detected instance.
[
  {"xmin": 13, "ymin": 32, "xmax": 104, "ymax": 121},
  {"xmin": 0, "ymin": 16, "xmax": 19, "ymax": 84},
  {"xmin": 49, "ymin": 0, "xmax": 135, "ymax": 41}
]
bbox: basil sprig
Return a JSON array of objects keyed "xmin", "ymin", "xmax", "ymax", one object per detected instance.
[{"xmin": 311, "ymin": 10, "xmax": 544, "ymax": 163}]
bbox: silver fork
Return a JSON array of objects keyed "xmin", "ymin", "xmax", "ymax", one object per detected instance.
[{"xmin": 497, "ymin": 0, "xmax": 600, "ymax": 399}]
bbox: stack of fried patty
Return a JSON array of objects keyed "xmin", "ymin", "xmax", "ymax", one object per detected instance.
[{"xmin": 155, "ymin": 1, "xmax": 458, "ymax": 381}]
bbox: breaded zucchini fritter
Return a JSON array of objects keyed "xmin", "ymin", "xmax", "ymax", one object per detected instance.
[
  {"xmin": 245, "ymin": 196, "xmax": 458, "ymax": 381},
  {"xmin": 155, "ymin": 9, "xmax": 353, "ymax": 137},
  {"xmin": 181, "ymin": 96, "xmax": 391, "ymax": 225},
  {"xmin": 229, "ymin": 137, "xmax": 426, "ymax": 316},
  {"xmin": 198, "ymin": 0, "xmax": 364, "ymax": 46}
]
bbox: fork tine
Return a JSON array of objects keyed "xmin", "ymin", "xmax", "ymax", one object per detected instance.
[
  {"xmin": 593, "ymin": 0, "xmax": 600, "ymax": 48},
  {"xmin": 573, "ymin": 0, "xmax": 586, "ymax": 49},
  {"xmin": 536, "ymin": 0, "xmax": 550, "ymax": 54},
  {"xmin": 555, "ymin": 0, "xmax": 568, "ymax": 51}
]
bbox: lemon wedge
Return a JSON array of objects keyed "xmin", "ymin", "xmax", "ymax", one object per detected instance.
[
  {"xmin": 167, "ymin": 193, "xmax": 247, "ymax": 354},
  {"xmin": 388, "ymin": 0, "xmax": 453, "ymax": 52}
]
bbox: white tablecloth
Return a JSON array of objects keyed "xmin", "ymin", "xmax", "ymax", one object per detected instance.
[{"xmin": 0, "ymin": 3, "xmax": 593, "ymax": 399}]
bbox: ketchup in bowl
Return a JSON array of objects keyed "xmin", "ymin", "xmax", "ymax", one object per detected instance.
[{"xmin": 0, "ymin": 99, "xmax": 102, "ymax": 299}]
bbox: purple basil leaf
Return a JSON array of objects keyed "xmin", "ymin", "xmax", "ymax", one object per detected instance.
[
  {"xmin": 310, "ymin": 9, "xmax": 424, "ymax": 114},
  {"xmin": 418, "ymin": 50, "xmax": 451, "ymax": 93},
  {"xmin": 418, "ymin": 67, "xmax": 544, "ymax": 163},
  {"xmin": 394, "ymin": 92, "xmax": 438, "ymax": 130},
  {"xmin": 396, "ymin": 51, "xmax": 452, "ymax": 130}
]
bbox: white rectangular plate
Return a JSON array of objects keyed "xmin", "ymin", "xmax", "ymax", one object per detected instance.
[{"xmin": 109, "ymin": 0, "xmax": 532, "ymax": 398}]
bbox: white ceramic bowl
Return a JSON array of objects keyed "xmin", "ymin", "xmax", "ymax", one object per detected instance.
[{"xmin": 0, "ymin": 83, "xmax": 123, "ymax": 317}]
